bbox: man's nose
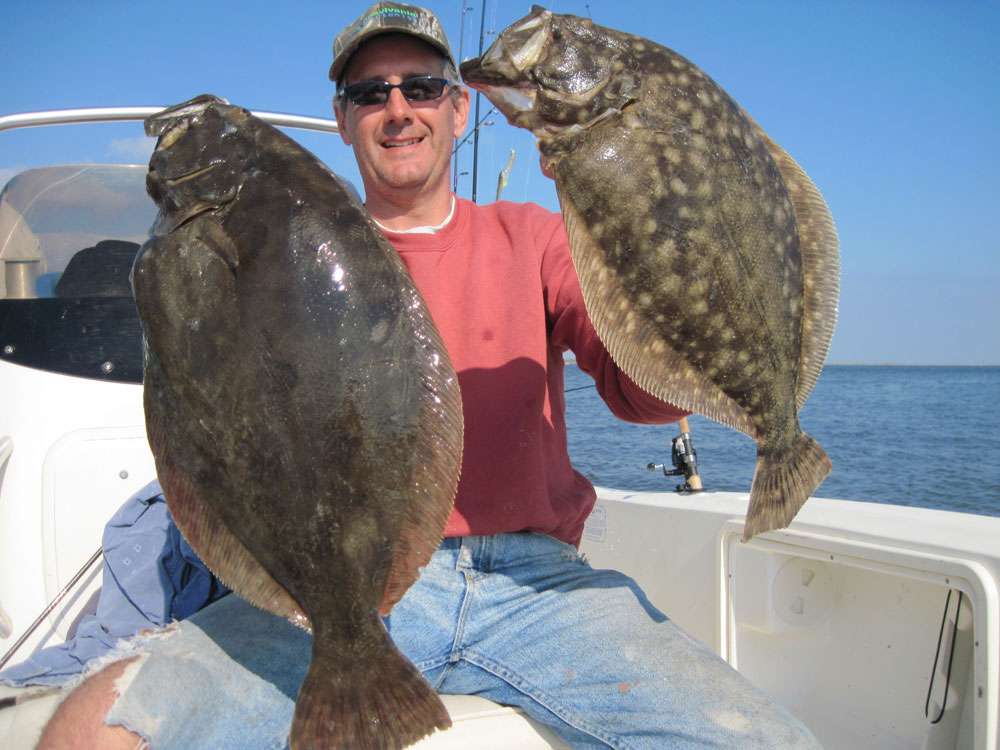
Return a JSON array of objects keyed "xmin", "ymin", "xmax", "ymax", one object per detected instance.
[{"xmin": 384, "ymin": 87, "xmax": 415, "ymax": 122}]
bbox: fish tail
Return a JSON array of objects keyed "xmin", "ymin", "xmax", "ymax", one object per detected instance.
[
  {"xmin": 290, "ymin": 630, "xmax": 450, "ymax": 750},
  {"xmin": 743, "ymin": 432, "xmax": 831, "ymax": 541}
]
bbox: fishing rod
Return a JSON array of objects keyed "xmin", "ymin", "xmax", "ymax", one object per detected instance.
[
  {"xmin": 453, "ymin": 0, "xmax": 473, "ymax": 191},
  {"xmin": 565, "ymin": 381, "xmax": 704, "ymax": 493},
  {"xmin": 648, "ymin": 416, "xmax": 704, "ymax": 494},
  {"xmin": 453, "ymin": 1, "xmax": 502, "ymax": 202},
  {"xmin": 0, "ymin": 547, "xmax": 104, "ymax": 672},
  {"xmin": 452, "ymin": 108, "xmax": 496, "ymax": 155},
  {"xmin": 471, "ymin": 0, "xmax": 488, "ymax": 203}
]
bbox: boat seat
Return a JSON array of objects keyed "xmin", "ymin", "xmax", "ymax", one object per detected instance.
[
  {"xmin": 416, "ymin": 695, "xmax": 569, "ymax": 748},
  {"xmin": 0, "ymin": 686, "xmax": 568, "ymax": 749},
  {"xmin": 54, "ymin": 239, "xmax": 140, "ymax": 298}
]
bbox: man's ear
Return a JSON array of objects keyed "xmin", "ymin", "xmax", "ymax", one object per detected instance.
[
  {"xmin": 333, "ymin": 98, "xmax": 353, "ymax": 146},
  {"xmin": 452, "ymin": 86, "xmax": 472, "ymax": 139}
]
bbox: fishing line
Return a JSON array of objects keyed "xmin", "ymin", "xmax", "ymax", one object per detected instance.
[
  {"xmin": 452, "ymin": 108, "xmax": 497, "ymax": 155},
  {"xmin": 489, "ymin": 0, "xmax": 499, "ymax": 41}
]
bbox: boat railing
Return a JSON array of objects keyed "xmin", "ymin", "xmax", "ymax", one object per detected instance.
[{"xmin": 0, "ymin": 106, "xmax": 339, "ymax": 135}]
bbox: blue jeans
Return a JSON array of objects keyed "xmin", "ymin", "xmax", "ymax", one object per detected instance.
[{"xmin": 105, "ymin": 533, "xmax": 820, "ymax": 749}]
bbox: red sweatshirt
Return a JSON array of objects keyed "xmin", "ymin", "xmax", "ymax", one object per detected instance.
[{"xmin": 383, "ymin": 197, "xmax": 687, "ymax": 547}]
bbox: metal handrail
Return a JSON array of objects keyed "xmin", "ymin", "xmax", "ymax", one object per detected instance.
[{"xmin": 0, "ymin": 106, "xmax": 339, "ymax": 135}]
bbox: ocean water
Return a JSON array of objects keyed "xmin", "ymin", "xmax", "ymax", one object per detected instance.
[{"xmin": 563, "ymin": 364, "xmax": 1000, "ymax": 517}]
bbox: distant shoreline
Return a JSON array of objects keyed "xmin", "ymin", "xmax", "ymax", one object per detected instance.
[
  {"xmin": 563, "ymin": 358, "xmax": 998, "ymax": 367},
  {"xmin": 826, "ymin": 362, "xmax": 1000, "ymax": 367}
]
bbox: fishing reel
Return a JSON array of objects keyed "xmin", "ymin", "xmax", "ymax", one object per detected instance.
[{"xmin": 647, "ymin": 422, "xmax": 704, "ymax": 494}]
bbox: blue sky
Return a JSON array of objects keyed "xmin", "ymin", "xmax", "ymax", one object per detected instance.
[{"xmin": 2, "ymin": 0, "xmax": 997, "ymax": 364}]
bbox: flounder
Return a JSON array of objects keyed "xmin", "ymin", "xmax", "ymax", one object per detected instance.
[
  {"xmin": 132, "ymin": 95, "xmax": 461, "ymax": 749},
  {"xmin": 461, "ymin": 7, "xmax": 839, "ymax": 539}
]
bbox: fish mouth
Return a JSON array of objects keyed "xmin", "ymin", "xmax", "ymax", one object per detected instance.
[
  {"xmin": 463, "ymin": 82, "xmax": 544, "ymax": 133},
  {"xmin": 147, "ymin": 161, "xmax": 223, "ymax": 196},
  {"xmin": 146, "ymin": 161, "xmax": 231, "ymax": 235},
  {"xmin": 465, "ymin": 79, "xmax": 624, "ymax": 139},
  {"xmin": 162, "ymin": 163, "xmax": 218, "ymax": 185},
  {"xmin": 460, "ymin": 9, "xmax": 551, "ymax": 82}
]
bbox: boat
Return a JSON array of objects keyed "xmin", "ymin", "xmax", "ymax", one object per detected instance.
[{"xmin": 0, "ymin": 107, "xmax": 997, "ymax": 750}]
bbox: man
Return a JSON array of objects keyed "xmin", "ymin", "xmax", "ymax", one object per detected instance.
[{"xmin": 38, "ymin": 3, "xmax": 821, "ymax": 748}]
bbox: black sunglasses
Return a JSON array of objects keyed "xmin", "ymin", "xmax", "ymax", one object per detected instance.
[{"xmin": 341, "ymin": 76, "xmax": 453, "ymax": 107}]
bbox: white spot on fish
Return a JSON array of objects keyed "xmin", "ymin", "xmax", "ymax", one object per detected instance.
[
  {"xmin": 688, "ymin": 150, "xmax": 709, "ymax": 171},
  {"xmin": 370, "ymin": 320, "xmax": 389, "ymax": 343},
  {"xmin": 689, "ymin": 277, "xmax": 710, "ymax": 298}
]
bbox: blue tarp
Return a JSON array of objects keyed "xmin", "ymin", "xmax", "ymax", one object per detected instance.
[{"xmin": 0, "ymin": 480, "xmax": 228, "ymax": 686}]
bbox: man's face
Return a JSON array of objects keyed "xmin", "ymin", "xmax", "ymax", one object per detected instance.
[{"xmin": 334, "ymin": 34, "xmax": 470, "ymax": 201}]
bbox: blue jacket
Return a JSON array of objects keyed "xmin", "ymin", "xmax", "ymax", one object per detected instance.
[{"xmin": 0, "ymin": 480, "xmax": 228, "ymax": 686}]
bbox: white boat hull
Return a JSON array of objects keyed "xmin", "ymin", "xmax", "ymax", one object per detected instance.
[{"xmin": 3, "ymin": 464, "xmax": 998, "ymax": 748}]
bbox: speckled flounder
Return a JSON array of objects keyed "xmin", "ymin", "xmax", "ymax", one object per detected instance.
[
  {"xmin": 461, "ymin": 7, "xmax": 839, "ymax": 539},
  {"xmin": 132, "ymin": 95, "xmax": 461, "ymax": 749}
]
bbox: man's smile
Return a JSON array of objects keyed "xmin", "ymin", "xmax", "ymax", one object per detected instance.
[{"xmin": 382, "ymin": 137, "xmax": 424, "ymax": 148}]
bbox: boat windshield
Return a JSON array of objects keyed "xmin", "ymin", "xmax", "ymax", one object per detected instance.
[
  {"xmin": 0, "ymin": 164, "xmax": 153, "ymax": 382},
  {"xmin": 0, "ymin": 164, "xmax": 151, "ymax": 298}
]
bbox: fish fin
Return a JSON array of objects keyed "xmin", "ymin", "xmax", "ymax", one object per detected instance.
[
  {"xmin": 743, "ymin": 431, "xmax": 831, "ymax": 541},
  {"xmin": 290, "ymin": 624, "xmax": 450, "ymax": 750},
  {"xmin": 558, "ymin": 192, "xmax": 753, "ymax": 435},
  {"xmin": 750, "ymin": 120, "xmax": 840, "ymax": 409},
  {"xmin": 379, "ymin": 287, "xmax": 464, "ymax": 616},
  {"xmin": 145, "ymin": 390, "xmax": 310, "ymax": 629}
]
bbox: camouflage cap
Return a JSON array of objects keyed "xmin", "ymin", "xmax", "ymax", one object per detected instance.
[{"xmin": 330, "ymin": 2, "xmax": 457, "ymax": 84}]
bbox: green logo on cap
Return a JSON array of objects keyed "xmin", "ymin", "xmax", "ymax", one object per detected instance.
[{"xmin": 354, "ymin": 7, "xmax": 419, "ymax": 37}]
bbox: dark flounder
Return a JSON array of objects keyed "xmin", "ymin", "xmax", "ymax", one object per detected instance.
[
  {"xmin": 132, "ymin": 95, "xmax": 461, "ymax": 748},
  {"xmin": 461, "ymin": 8, "xmax": 839, "ymax": 540}
]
